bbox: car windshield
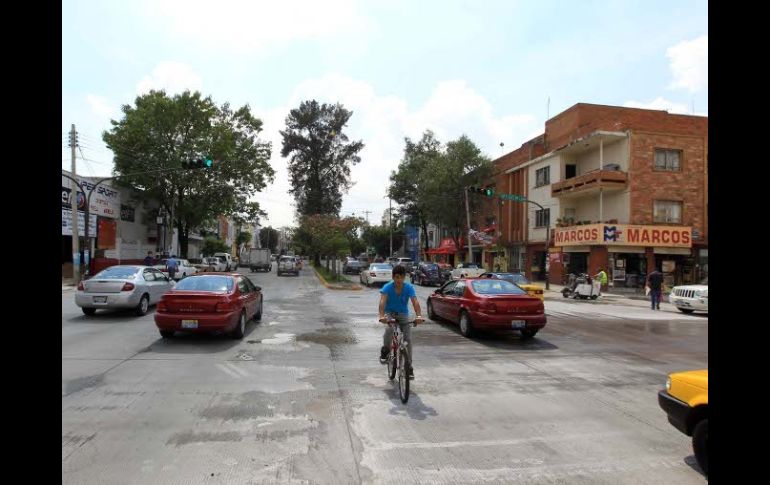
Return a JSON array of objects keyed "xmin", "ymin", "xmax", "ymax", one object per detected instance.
[
  {"xmin": 173, "ymin": 276, "xmax": 234, "ymax": 292},
  {"xmin": 93, "ymin": 267, "xmax": 139, "ymax": 279},
  {"xmin": 462, "ymin": 263, "xmax": 479, "ymax": 269},
  {"xmin": 371, "ymin": 264, "xmax": 392, "ymax": 270},
  {"xmin": 280, "ymin": 256, "xmax": 293, "ymax": 262},
  {"xmin": 422, "ymin": 264, "xmax": 438, "ymax": 270},
  {"xmin": 471, "ymin": 279, "xmax": 527, "ymax": 295}
]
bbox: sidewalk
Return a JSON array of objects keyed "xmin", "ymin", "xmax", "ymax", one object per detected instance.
[
  {"xmin": 62, "ymin": 278, "xmax": 76, "ymax": 292},
  {"xmin": 544, "ymin": 284, "xmax": 652, "ymax": 304}
]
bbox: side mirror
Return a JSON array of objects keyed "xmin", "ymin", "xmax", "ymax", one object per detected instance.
[
  {"xmin": 254, "ymin": 286, "xmax": 262, "ymax": 292},
  {"xmin": 434, "ymin": 289, "xmax": 441, "ymax": 294}
]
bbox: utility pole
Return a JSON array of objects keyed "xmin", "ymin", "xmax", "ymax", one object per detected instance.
[
  {"xmin": 464, "ymin": 187, "xmax": 474, "ymax": 263},
  {"xmin": 389, "ymin": 196, "xmax": 393, "ymax": 257},
  {"xmin": 69, "ymin": 124, "xmax": 80, "ymax": 283},
  {"xmin": 363, "ymin": 210, "xmax": 372, "ymax": 224}
]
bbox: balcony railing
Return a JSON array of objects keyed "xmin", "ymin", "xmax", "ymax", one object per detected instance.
[{"xmin": 551, "ymin": 169, "xmax": 628, "ymax": 197}]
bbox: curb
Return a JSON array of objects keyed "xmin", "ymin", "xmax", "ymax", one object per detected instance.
[{"xmin": 313, "ymin": 267, "xmax": 363, "ymax": 291}]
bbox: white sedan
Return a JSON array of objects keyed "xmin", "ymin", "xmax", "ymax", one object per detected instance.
[
  {"xmin": 154, "ymin": 259, "xmax": 198, "ymax": 280},
  {"xmin": 360, "ymin": 263, "xmax": 393, "ymax": 287},
  {"xmin": 668, "ymin": 279, "xmax": 708, "ymax": 314}
]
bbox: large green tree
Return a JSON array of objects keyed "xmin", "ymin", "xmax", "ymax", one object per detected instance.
[
  {"xmin": 389, "ymin": 130, "xmax": 443, "ymax": 253},
  {"xmin": 280, "ymin": 100, "xmax": 364, "ymax": 217},
  {"xmin": 103, "ymin": 90, "xmax": 274, "ymax": 257},
  {"xmin": 388, "ymin": 133, "xmax": 493, "ymax": 258},
  {"xmin": 258, "ymin": 226, "xmax": 280, "ymax": 253}
]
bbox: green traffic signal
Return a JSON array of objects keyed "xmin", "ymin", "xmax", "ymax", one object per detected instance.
[
  {"xmin": 205, "ymin": 158, "xmax": 213, "ymax": 168},
  {"xmin": 485, "ymin": 188, "xmax": 494, "ymax": 197}
]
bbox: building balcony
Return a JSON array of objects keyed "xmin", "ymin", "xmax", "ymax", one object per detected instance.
[{"xmin": 551, "ymin": 169, "xmax": 628, "ymax": 198}]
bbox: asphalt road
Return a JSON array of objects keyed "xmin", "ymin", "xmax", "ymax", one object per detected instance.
[{"xmin": 63, "ymin": 263, "xmax": 708, "ymax": 484}]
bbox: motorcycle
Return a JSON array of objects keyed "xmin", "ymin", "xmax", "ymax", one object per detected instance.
[{"xmin": 561, "ymin": 273, "xmax": 601, "ymax": 300}]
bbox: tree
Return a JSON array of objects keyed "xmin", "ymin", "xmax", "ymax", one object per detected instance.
[
  {"xmin": 362, "ymin": 225, "xmax": 391, "ymax": 259},
  {"xmin": 388, "ymin": 133, "xmax": 493, "ymax": 260},
  {"xmin": 280, "ymin": 100, "xmax": 364, "ymax": 217},
  {"xmin": 259, "ymin": 226, "xmax": 280, "ymax": 253},
  {"xmin": 102, "ymin": 90, "xmax": 274, "ymax": 258},
  {"xmin": 236, "ymin": 230, "xmax": 252, "ymax": 247},
  {"xmin": 389, "ymin": 130, "xmax": 443, "ymax": 254},
  {"xmin": 202, "ymin": 237, "xmax": 229, "ymax": 256},
  {"xmin": 430, "ymin": 135, "xmax": 493, "ymax": 257}
]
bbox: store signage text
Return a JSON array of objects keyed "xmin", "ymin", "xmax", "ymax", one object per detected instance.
[{"xmin": 554, "ymin": 223, "xmax": 692, "ymax": 248}]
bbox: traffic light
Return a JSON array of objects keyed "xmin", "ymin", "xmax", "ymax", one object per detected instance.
[
  {"xmin": 182, "ymin": 158, "xmax": 215, "ymax": 170},
  {"xmin": 467, "ymin": 186, "xmax": 494, "ymax": 197}
]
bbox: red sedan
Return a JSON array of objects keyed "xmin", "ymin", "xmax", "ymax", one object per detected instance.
[
  {"xmin": 154, "ymin": 273, "xmax": 263, "ymax": 339},
  {"xmin": 427, "ymin": 277, "xmax": 546, "ymax": 339}
]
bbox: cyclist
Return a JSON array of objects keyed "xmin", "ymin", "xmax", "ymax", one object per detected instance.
[{"xmin": 378, "ymin": 264, "xmax": 424, "ymax": 379}]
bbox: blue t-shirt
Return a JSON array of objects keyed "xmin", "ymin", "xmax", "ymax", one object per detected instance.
[
  {"xmin": 380, "ymin": 281, "xmax": 416, "ymax": 314},
  {"xmin": 166, "ymin": 258, "xmax": 178, "ymax": 270}
]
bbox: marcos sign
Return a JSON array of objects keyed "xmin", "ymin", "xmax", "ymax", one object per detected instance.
[{"xmin": 554, "ymin": 224, "xmax": 692, "ymax": 248}]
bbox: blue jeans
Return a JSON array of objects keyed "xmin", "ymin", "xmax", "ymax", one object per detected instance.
[
  {"xmin": 650, "ymin": 290, "xmax": 661, "ymax": 309},
  {"xmin": 383, "ymin": 312, "xmax": 412, "ymax": 363}
]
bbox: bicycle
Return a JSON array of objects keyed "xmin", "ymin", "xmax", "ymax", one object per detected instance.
[{"xmin": 382, "ymin": 316, "xmax": 418, "ymax": 404}]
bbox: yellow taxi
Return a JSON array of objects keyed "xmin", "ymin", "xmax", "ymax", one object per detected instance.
[
  {"xmin": 479, "ymin": 272, "xmax": 544, "ymax": 301},
  {"xmin": 658, "ymin": 369, "xmax": 708, "ymax": 475}
]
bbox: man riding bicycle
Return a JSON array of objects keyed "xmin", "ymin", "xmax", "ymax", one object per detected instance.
[{"xmin": 378, "ymin": 264, "xmax": 424, "ymax": 379}]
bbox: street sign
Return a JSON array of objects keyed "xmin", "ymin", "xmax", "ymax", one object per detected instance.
[{"xmin": 499, "ymin": 193, "xmax": 527, "ymax": 202}]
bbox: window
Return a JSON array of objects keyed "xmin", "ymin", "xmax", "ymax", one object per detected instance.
[
  {"xmin": 654, "ymin": 149, "xmax": 682, "ymax": 171},
  {"xmin": 535, "ymin": 208, "xmax": 550, "ymax": 227},
  {"xmin": 654, "ymin": 200, "xmax": 683, "ymax": 223},
  {"xmin": 237, "ymin": 277, "xmax": 249, "ymax": 293},
  {"xmin": 535, "ymin": 166, "xmax": 550, "ymax": 187}
]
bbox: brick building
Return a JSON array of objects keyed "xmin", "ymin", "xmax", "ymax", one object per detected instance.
[{"xmin": 475, "ymin": 103, "xmax": 707, "ymax": 288}]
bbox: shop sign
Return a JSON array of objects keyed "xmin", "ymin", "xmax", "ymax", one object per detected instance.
[{"xmin": 554, "ymin": 223, "xmax": 692, "ymax": 248}]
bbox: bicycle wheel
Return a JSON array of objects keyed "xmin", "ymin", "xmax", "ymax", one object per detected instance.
[
  {"xmin": 398, "ymin": 347, "xmax": 410, "ymax": 403},
  {"xmin": 387, "ymin": 348, "xmax": 396, "ymax": 381}
]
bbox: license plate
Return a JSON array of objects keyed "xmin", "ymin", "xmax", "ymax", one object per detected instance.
[
  {"xmin": 93, "ymin": 296, "xmax": 107, "ymax": 304},
  {"xmin": 511, "ymin": 320, "xmax": 526, "ymax": 329},
  {"xmin": 181, "ymin": 320, "xmax": 198, "ymax": 329}
]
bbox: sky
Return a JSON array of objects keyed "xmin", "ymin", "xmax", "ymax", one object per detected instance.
[{"xmin": 62, "ymin": 0, "xmax": 708, "ymax": 229}]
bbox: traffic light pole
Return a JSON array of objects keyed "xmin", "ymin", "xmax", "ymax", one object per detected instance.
[{"xmin": 464, "ymin": 188, "xmax": 473, "ymax": 263}]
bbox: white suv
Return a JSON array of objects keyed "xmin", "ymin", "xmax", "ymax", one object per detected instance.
[
  {"xmin": 213, "ymin": 252, "xmax": 234, "ymax": 271},
  {"xmin": 668, "ymin": 279, "xmax": 708, "ymax": 314}
]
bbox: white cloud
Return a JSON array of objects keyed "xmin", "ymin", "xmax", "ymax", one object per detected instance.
[
  {"xmin": 86, "ymin": 94, "xmax": 118, "ymax": 119},
  {"xmin": 136, "ymin": 61, "xmax": 203, "ymax": 95},
  {"xmin": 623, "ymin": 97, "xmax": 706, "ymax": 116},
  {"xmin": 253, "ymin": 74, "xmax": 540, "ymax": 228},
  {"xmin": 666, "ymin": 35, "xmax": 708, "ymax": 93},
  {"xmin": 144, "ymin": 0, "xmax": 370, "ymax": 54}
]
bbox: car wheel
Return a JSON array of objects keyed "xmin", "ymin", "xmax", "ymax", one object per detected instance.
[
  {"xmin": 590, "ymin": 294, "xmax": 598, "ymax": 300},
  {"xmin": 520, "ymin": 329, "xmax": 539, "ymax": 339},
  {"xmin": 679, "ymin": 308, "xmax": 695, "ymax": 314},
  {"xmin": 159, "ymin": 330, "xmax": 174, "ymax": 338},
  {"xmin": 135, "ymin": 294, "xmax": 150, "ymax": 316},
  {"xmin": 255, "ymin": 298, "xmax": 263, "ymax": 321},
  {"xmin": 82, "ymin": 307, "xmax": 96, "ymax": 316},
  {"xmin": 427, "ymin": 300, "xmax": 438, "ymax": 321},
  {"xmin": 459, "ymin": 311, "xmax": 474, "ymax": 338},
  {"xmin": 232, "ymin": 311, "xmax": 246, "ymax": 339},
  {"xmin": 692, "ymin": 419, "xmax": 708, "ymax": 475}
]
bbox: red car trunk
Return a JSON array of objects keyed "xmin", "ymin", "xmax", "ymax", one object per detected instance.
[
  {"xmin": 160, "ymin": 292, "xmax": 229, "ymax": 313},
  {"xmin": 477, "ymin": 295, "xmax": 543, "ymax": 315}
]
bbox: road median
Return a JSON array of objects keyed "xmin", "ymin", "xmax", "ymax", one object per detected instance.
[{"xmin": 313, "ymin": 266, "xmax": 362, "ymax": 291}]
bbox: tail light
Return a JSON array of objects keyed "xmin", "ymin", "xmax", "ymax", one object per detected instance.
[
  {"xmin": 370, "ymin": 272, "xmax": 376, "ymax": 277},
  {"xmin": 121, "ymin": 282, "xmax": 135, "ymax": 291},
  {"xmin": 77, "ymin": 282, "xmax": 85, "ymax": 291},
  {"xmin": 480, "ymin": 302, "xmax": 497, "ymax": 313},
  {"xmin": 157, "ymin": 300, "xmax": 168, "ymax": 312},
  {"xmin": 215, "ymin": 301, "xmax": 235, "ymax": 313}
]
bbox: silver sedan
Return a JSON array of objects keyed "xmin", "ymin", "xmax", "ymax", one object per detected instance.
[{"xmin": 75, "ymin": 265, "xmax": 175, "ymax": 316}]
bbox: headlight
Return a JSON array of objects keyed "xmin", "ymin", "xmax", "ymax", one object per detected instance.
[
  {"xmin": 702, "ymin": 290, "xmax": 708, "ymax": 298},
  {"xmin": 695, "ymin": 290, "xmax": 703, "ymax": 297},
  {"xmin": 665, "ymin": 377, "xmax": 671, "ymax": 391}
]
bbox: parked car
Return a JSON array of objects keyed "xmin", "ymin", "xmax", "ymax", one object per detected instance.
[
  {"xmin": 360, "ymin": 263, "xmax": 393, "ymax": 287},
  {"xmin": 479, "ymin": 272, "xmax": 544, "ymax": 300},
  {"xmin": 154, "ymin": 273, "xmax": 263, "ymax": 339},
  {"xmin": 394, "ymin": 257, "xmax": 414, "ymax": 273},
  {"xmin": 277, "ymin": 255, "xmax": 299, "ymax": 276},
  {"xmin": 426, "ymin": 277, "xmax": 546, "ymax": 338},
  {"xmin": 668, "ymin": 279, "xmax": 708, "ymax": 314},
  {"xmin": 213, "ymin": 252, "xmax": 234, "ymax": 271},
  {"xmin": 451, "ymin": 262, "xmax": 485, "ymax": 280},
  {"xmin": 204, "ymin": 257, "xmax": 227, "ymax": 272},
  {"xmin": 658, "ymin": 370, "xmax": 708, "ymax": 474},
  {"xmin": 75, "ymin": 265, "xmax": 175, "ymax": 316},
  {"xmin": 154, "ymin": 258, "xmax": 198, "ymax": 280},
  {"xmin": 437, "ymin": 263, "xmax": 453, "ymax": 281},
  {"xmin": 411, "ymin": 262, "xmax": 444, "ymax": 286},
  {"xmin": 343, "ymin": 259, "xmax": 363, "ymax": 274},
  {"xmin": 357, "ymin": 254, "xmax": 371, "ymax": 270}
]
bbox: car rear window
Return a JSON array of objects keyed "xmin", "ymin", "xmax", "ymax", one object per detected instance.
[
  {"xmin": 94, "ymin": 267, "xmax": 139, "ymax": 279},
  {"xmin": 371, "ymin": 264, "xmax": 392, "ymax": 270},
  {"xmin": 470, "ymin": 279, "xmax": 527, "ymax": 295},
  {"xmin": 174, "ymin": 276, "xmax": 234, "ymax": 292},
  {"xmin": 422, "ymin": 264, "xmax": 438, "ymax": 270}
]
